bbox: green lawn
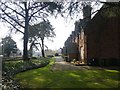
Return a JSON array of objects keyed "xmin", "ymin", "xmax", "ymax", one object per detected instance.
[{"xmin": 14, "ymin": 58, "xmax": 120, "ymax": 89}]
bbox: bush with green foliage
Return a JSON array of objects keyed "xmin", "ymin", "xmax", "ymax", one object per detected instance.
[
  {"xmin": 2, "ymin": 58, "xmax": 50, "ymax": 90},
  {"xmin": 3, "ymin": 59, "xmax": 49, "ymax": 76},
  {"xmin": 31, "ymin": 57, "xmax": 37, "ymax": 59}
]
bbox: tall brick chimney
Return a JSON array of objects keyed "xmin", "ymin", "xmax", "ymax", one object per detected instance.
[
  {"xmin": 75, "ymin": 20, "xmax": 81, "ymax": 35},
  {"xmin": 83, "ymin": 5, "xmax": 92, "ymax": 22}
]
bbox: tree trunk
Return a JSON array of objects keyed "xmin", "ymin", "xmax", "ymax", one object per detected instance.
[
  {"xmin": 29, "ymin": 46, "xmax": 33, "ymax": 58},
  {"xmin": 23, "ymin": 2, "xmax": 29, "ymax": 61},
  {"xmin": 7, "ymin": 51, "xmax": 11, "ymax": 57},
  {"xmin": 41, "ymin": 39, "xmax": 45, "ymax": 58},
  {"xmin": 29, "ymin": 41, "xmax": 34, "ymax": 57}
]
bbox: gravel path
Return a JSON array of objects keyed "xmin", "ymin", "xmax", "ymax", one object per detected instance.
[{"xmin": 51, "ymin": 56, "xmax": 103, "ymax": 71}]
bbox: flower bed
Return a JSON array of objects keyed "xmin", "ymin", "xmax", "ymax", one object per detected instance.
[{"xmin": 2, "ymin": 58, "xmax": 50, "ymax": 90}]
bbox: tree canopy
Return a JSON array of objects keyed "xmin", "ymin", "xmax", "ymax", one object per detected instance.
[
  {"xmin": 29, "ymin": 20, "xmax": 55, "ymax": 57},
  {"xmin": 1, "ymin": 36, "xmax": 17, "ymax": 57}
]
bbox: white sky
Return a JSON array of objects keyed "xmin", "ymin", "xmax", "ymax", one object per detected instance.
[{"xmin": 45, "ymin": 15, "xmax": 79, "ymax": 50}]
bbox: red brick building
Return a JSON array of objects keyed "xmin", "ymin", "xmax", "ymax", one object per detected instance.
[
  {"xmin": 85, "ymin": 7, "xmax": 120, "ymax": 66},
  {"xmin": 62, "ymin": 3, "xmax": 120, "ymax": 66}
]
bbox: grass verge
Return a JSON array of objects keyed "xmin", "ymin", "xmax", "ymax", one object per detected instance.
[{"xmin": 14, "ymin": 58, "xmax": 120, "ymax": 89}]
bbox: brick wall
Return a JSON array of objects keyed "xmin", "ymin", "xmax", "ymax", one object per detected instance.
[{"xmin": 86, "ymin": 14, "xmax": 120, "ymax": 66}]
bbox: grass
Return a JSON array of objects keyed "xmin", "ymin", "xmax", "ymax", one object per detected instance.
[{"xmin": 14, "ymin": 58, "xmax": 120, "ymax": 89}]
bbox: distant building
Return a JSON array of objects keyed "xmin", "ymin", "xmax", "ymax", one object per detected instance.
[
  {"xmin": 45, "ymin": 49, "xmax": 55, "ymax": 56},
  {"xmin": 32, "ymin": 51, "xmax": 41, "ymax": 57},
  {"xmin": 10, "ymin": 49, "xmax": 22, "ymax": 57}
]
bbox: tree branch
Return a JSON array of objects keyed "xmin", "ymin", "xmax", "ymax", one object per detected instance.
[
  {"xmin": 100, "ymin": 2, "xmax": 120, "ymax": 6},
  {"xmin": 13, "ymin": 2, "xmax": 25, "ymax": 11},
  {"xmin": 1, "ymin": 8, "xmax": 25, "ymax": 28},
  {"xmin": 28, "ymin": 5, "xmax": 48, "ymax": 22},
  {"xmin": 1, "ymin": 17, "xmax": 24, "ymax": 34},
  {"xmin": 28, "ymin": 3, "xmax": 42, "ymax": 10},
  {"xmin": 2, "ymin": 2, "xmax": 25, "ymax": 18},
  {"xmin": 33, "ymin": 43, "xmax": 40, "ymax": 51}
]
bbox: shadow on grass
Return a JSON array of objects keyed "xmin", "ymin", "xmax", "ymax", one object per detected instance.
[{"xmin": 14, "ymin": 58, "xmax": 120, "ymax": 89}]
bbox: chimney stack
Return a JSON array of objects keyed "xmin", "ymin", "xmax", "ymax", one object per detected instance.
[{"xmin": 83, "ymin": 5, "xmax": 92, "ymax": 21}]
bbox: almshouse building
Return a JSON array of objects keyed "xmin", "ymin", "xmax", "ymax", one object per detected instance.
[{"xmin": 62, "ymin": 3, "xmax": 120, "ymax": 66}]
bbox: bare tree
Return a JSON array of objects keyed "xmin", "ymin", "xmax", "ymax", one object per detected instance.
[{"xmin": 0, "ymin": 1, "xmax": 62, "ymax": 60}]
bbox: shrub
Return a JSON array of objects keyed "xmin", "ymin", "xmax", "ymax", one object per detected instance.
[
  {"xmin": 2, "ymin": 59, "xmax": 50, "ymax": 90},
  {"xmin": 55, "ymin": 53, "xmax": 59, "ymax": 56},
  {"xmin": 47, "ymin": 55, "xmax": 54, "ymax": 57},
  {"xmin": 31, "ymin": 57, "xmax": 37, "ymax": 59}
]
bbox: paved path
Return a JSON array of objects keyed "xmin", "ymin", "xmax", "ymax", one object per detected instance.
[{"xmin": 51, "ymin": 56, "xmax": 103, "ymax": 71}]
